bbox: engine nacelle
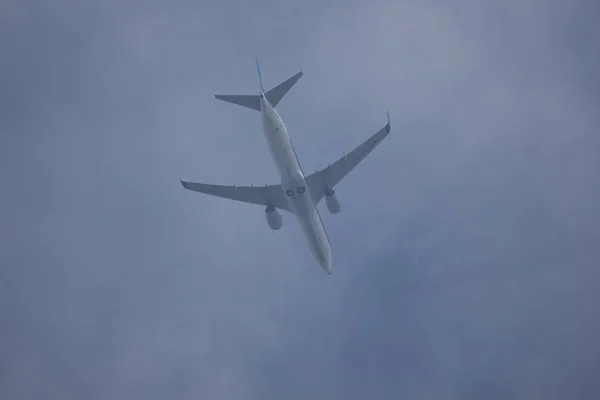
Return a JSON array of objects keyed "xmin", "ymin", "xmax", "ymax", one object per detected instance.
[
  {"xmin": 325, "ymin": 189, "xmax": 341, "ymax": 214},
  {"xmin": 265, "ymin": 205, "xmax": 283, "ymax": 230}
]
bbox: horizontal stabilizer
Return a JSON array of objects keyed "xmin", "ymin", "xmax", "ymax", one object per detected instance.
[
  {"xmin": 265, "ymin": 71, "xmax": 303, "ymax": 107},
  {"xmin": 214, "ymin": 68, "xmax": 303, "ymax": 111},
  {"xmin": 213, "ymin": 94, "xmax": 261, "ymax": 111}
]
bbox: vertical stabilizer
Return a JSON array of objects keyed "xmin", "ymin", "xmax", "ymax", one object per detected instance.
[{"xmin": 255, "ymin": 57, "xmax": 265, "ymax": 93}]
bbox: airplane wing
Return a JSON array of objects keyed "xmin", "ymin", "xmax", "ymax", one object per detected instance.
[
  {"xmin": 180, "ymin": 180, "xmax": 291, "ymax": 211},
  {"xmin": 305, "ymin": 111, "xmax": 391, "ymax": 205}
]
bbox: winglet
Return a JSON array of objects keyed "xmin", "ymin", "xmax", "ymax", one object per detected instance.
[
  {"xmin": 385, "ymin": 109, "xmax": 391, "ymax": 133},
  {"xmin": 255, "ymin": 57, "xmax": 265, "ymax": 93}
]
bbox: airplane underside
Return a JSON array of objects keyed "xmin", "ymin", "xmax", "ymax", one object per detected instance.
[{"xmin": 181, "ymin": 59, "xmax": 391, "ymax": 274}]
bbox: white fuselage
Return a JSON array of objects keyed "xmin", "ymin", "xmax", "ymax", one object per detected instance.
[{"xmin": 259, "ymin": 93, "xmax": 332, "ymax": 274}]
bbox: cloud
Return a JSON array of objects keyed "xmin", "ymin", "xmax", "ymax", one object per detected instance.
[{"xmin": 1, "ymin": 0, "xmax": 599, "ymax": 399}]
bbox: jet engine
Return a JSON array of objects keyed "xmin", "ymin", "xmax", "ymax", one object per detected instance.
[
  {"xmin": 265, "ymin": 205, "xmax": 283, "ymax": 230},
  {"xmin": 325, "ymin": 189, "xmax": 341, "ymax": 214}
]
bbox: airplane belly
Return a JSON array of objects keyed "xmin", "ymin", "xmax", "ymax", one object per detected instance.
[
  {"xmin": 280, "ymin": 175, "xmax": 314, "ymax": 213},
  {"xmin": 264, "ymin": 124, "xmax": 313, "ymax": 212},
  {"xmin": 296, "ymin": 209, "xmax": 332, "ymax": 273},
  {"xmin": 260, "ymin": 104, "xmax": 332, "ymax": 272},
  {"xmin": 264, "ymin": 126, "xmax": 296, "ymax": 177}
]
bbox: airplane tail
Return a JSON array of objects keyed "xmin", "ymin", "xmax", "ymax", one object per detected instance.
[{"xmin": 214, "ymin": 59, "xmax": 303, "ymax": 111}]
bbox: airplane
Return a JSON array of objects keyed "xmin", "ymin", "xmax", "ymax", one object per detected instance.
[{"xmin": 181, "ymin": 60, "xmax": 391, "ymax": 274}]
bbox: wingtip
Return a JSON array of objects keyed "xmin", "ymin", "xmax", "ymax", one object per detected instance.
[{"xmin": 385, "ymin": 109, "xmax": 391, "ymax": 133}]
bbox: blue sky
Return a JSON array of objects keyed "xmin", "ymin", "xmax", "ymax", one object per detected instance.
[{"xmin": 1, "ymin": 0, "xmax": 599, "ymax": 398}]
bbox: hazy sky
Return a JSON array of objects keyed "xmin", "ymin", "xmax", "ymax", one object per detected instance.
[{"xmin": 1, "ymin": 0, "xmax": 599, "ymax": 399}]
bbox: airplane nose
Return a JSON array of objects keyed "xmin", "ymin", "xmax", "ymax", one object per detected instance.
[{"xmin": 320, "ymin": 252, "xmax": 332, "ymax": 275}]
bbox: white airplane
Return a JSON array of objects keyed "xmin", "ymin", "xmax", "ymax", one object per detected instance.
[{"xmin": 181, "ymin": 60, "xmax": 391, "ymax": 274}]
